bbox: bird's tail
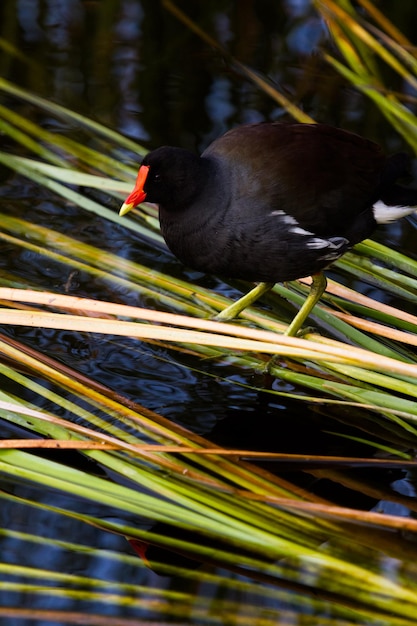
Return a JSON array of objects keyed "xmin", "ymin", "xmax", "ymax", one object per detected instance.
[
  {"xmin": 374, "ymin": 153, "xmax": 417, "ymax": 224},
  {"xmin": 373, "ymin": 197, "xmax": 417, "ymax": 224}
]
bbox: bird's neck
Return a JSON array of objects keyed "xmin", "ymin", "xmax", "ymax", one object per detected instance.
[{"xmin": 160, "ymin": 157, "xmax": 219, "ymax": 213}]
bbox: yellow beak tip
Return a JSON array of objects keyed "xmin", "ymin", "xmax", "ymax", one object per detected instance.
[{"xmin": 119, "ymin": 202, "xmax": 134, "ymax": 217}]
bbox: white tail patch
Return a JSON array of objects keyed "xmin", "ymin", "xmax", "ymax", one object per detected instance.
[{"xmin": 373, "ymin": 200, "xmax": 416, "ymax": 224}]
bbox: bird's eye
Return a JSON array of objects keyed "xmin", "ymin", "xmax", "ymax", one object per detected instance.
[{"xmin": 153, "ymin": 173, "xmax": 161, "ymax": 182}]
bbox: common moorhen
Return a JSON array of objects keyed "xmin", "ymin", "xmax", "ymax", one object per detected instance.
[{"xmin": 120, "ymin": 122, "xmax": 417, "ymax": 335}]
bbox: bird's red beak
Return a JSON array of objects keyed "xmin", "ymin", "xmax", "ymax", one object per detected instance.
[{"xmin": 119, "ymin": 164, "xmax": 150, "ymax": 216}]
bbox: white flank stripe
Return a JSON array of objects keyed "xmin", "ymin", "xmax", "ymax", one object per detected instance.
[
  {"xmin": 270, "ymin": 210, "xmax": 300, "ymax": 226},
  {"xmin": 291, "ymin": 226, "xmax": 314, "ymax": 236},
  {"xmin": 306, "ymin": 238, "xmax": 330, "ymax": 249}
]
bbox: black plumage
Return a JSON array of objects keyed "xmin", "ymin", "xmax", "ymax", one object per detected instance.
[{"xmin": 121, "ymin": 122, "xmax": 417, "ymax": 333}]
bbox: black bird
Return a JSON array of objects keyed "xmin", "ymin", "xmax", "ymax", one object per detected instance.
[{"xmin": 120, "ymin": 122, "xmax": 417, "ymax": 335}]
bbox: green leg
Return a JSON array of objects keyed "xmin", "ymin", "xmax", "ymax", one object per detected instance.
[
  {"xmin": 214, "ymin": 282, "xmax": 275, "ymax": 321},
  {"xmin": 284, "ymin": 273, "xmax": 327, "ymax": 337}
]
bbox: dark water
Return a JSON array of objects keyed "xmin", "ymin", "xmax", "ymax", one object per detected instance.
[{"xmin": 1, "ymin": 1, "xmax": 417, "ymax": 624}]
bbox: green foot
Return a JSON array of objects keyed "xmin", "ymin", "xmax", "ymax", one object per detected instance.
[
  {"xmin": 284, "ymin": 273, "xmax": 327, "ymax": 337},
  {"xmin": 214, "ymin": 282, "xmax": 275, "ymax": 321}
]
